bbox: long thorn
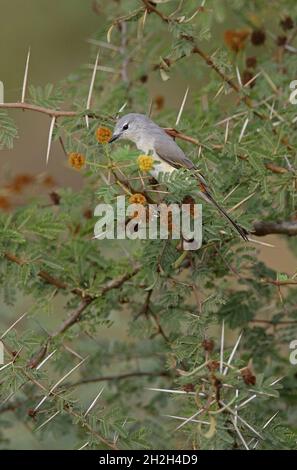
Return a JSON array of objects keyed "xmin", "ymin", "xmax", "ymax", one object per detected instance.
[
  {"xmin": 223, "ymin": 331, "xmax": 243, "ymax": 375},
  {"xmin": 1, "ymin": 312, "xmax": 28, "ymax": 339},
  {"xmin": 176, "ymin": 86, "xmax": 189, "ymax": 126},
  {"xmin": 85, "ymin": 50, "xmax": 100, "ymax": 128},
  {"xmin": 21, "ymin": 47, "xmax": 31, "ymax": 103},
  {"xmin": 46, "ymin": 116, "xmax": 56, "ymax": 166}
]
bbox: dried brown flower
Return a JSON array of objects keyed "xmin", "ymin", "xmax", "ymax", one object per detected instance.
[
  {"xmin": 182, "ymin": 383, "xmax": 195, "ymax": 393},
  {"xmin": 83, "ymin": 209, "xmax": 93, "ymax": 219},
  {"xmin": 207, "ymin": 360, "xmax": 220, "ymax": 371},
  {"xmin": 6, "ymin": 174, "xmax": 35, "ymax": 193},
  {"xmin": 0, "ymin": 196, "xmax": 11, "ymax": 211},
  {"xmin": 49, "ymin": 191, "xmax": 61, "ymax": 205},
  {"xmin": 224, "ymin": 29, "xmax": 250, "ymax": 52},
  {"xmin": 280, "ymin": 16, "xmax": 294, "ymax": 31},
  {"xmin": 251, "ymin": 29, "xmax": 266, "ymax": 46},
  {"xmin": 246, "ymin": 56, "xmax": 257, "ymax": 68},
  {"xmin": 241, "ymin": 360, "xmax": 256, "ymax": 386},
  {"xmin": 242, "ymin": 70, "xmax": 256, "ymax": 88},
  {"xmin": 202, "ymin": 339, "xmax": 215, "ymax": 352},
  {"xmin": 154, "ymin": 95, "xmax": 165, "ymax": 111},
  {"xmin": 277, "ymin": 35, "xmax": 287, "ymax": 46},
  {"xmin": 139, "ymin": 74, "xmax": 148, "ymax": 83}
]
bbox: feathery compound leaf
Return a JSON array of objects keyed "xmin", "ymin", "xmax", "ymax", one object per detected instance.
[
  {"xmin": 0, "ymin": 110, "xmax": 18, "ymax": 149},
  {"xmin": 28, "ymin": 83, "xmax": 64, "ymax": 108}
]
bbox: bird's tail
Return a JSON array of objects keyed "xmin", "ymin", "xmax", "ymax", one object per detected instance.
[{"xmin": 198, "ymin": 185, "xmax": 249, "ymax": 241}]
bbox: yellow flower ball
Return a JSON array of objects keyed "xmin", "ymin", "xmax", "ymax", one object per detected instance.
[
  {"xmin": 96, "ymin": 127, "xmax": 112, "ymax": 144},
  {"xmin": 137, "ymin": 154, "xmax": 154, "ymax": 172},
  {"xmin": 129, "ymin": 193, "xmax": 147, "ymax": 205},
  {"xmin": 68, "ymin": 152, "xmax": 86, "ymax": 170}
]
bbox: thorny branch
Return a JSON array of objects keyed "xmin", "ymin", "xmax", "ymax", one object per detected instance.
[
  {"xmin": 27, "ymin": 264, "xmax": 141, "ymax": 368},
  {"xmin": 2, "ymin": 254, "xmax": 141, "ymax": 368},
  {"xmin": 72, "ymin": 370, "xmax": 171, "ymax": 386},
  {"xmin": 0, "ymin": 102, "xmax": 101, "ymax": 118}
]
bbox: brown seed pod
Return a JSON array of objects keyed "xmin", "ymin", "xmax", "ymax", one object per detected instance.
[
  {"xmin": 246, "ymin": 56, "xmax": 257, "ymax": 68},
  {"xmin": 202, "ymin": 339, "xmax": 215, "ymax": 352},
  {"xmin": 280, "ymin": 16, "xmax": 294, "ymax": 31},
  {"xmin": 251, "ymin": 29, "xmax": 266, "ymax": 46},
  {"xmin": 277, "ymin": 35, "xmax": 287, "ymax": 46}
]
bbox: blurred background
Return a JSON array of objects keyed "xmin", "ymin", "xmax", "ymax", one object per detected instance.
[
  {"xmin": 1, "ymin": 0, "xmax": 295, "ymax": 273},
  {"xmin": 0, "ymin": 0, "xmax": 297, "ymax": 448}
]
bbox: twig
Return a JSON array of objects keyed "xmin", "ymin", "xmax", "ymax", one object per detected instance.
[
  {"xmin": 250, "ymin": 319, "xmax": 297, "ymax": 325},
  {"xmin": 28, "ymin": 265, "xmax": 141, "ymax": 368},
  {"xmin": 72, "ymin": 370, "xmax": 170, "ymax": 386},
  {"xmin": 141, "ymin": 0, "xmax": 170, "ymax": 23},
  {"xmin": 0, "ymin": 102, "xmax": 82, "ymax": 117},
  {"xmin": 262, "ymin": 278, "xmax": 297, "ymax": 287}
]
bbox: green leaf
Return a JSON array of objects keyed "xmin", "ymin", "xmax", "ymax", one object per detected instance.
[{"xmin": 0, "ymin": 110, "xmax": 18, "ymax": 149}]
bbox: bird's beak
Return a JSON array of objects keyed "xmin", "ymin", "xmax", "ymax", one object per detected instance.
[{"xmin": 108, "ymin": 133, "xmax": 120, "ymax": 144}]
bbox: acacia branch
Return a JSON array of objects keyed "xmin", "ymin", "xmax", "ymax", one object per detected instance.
[
  {"xmin": 0, "ymin": 102, "xmax": 83, "ymax": 118},
  {"xmin": 141, "ymin": 0, "xmax": 170, "ymax": 23},
  {"xmin": 27, "ymin": 264, "xmax": 141, "ymax": 367},
  {"xmin": 251, "ymin": 319, "xmax": 297, "ymax": 325},
  {"xmin": 72, "ymin": 370, "xmax": 170, "ymax": 386},
  {"xmin": 2, "ymin": 260, "xmax": 137, "ymax": 368},
  {"xmin": 4, "ymin": 252, "xmax": 88, "ymax": 298},
  {"xmin": 262, "ymin": 278, "xmax": 297, "ymax": 287}
]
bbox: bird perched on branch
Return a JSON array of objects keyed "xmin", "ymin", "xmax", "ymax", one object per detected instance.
[{"xmin": 109, "ymin": 113, "xmax": 248, "ymax": 240}]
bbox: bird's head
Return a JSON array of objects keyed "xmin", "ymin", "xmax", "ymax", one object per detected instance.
[{"xmin": 109, "ymin": 113, "xmax": 152, "ymax": 144}]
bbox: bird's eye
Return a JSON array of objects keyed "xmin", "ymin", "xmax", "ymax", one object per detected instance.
[{"xmin": 122, "ymin": 123, "xmax": 129, "ymax": 130}]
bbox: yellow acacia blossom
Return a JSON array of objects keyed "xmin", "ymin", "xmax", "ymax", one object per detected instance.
[
  {"xmin": 129, "ymin": 193, "xmax": 147, "ymax": 205},
  {"xmin": 137, "ymin": 154, "xmax": 154, "ymax": 172},
  {"xmin": 68, "ymin": 152, "xmax": 86, "ymax": 170},
  {"xmin": 96, "ymin": 127, "xmax": 112, "ymax": 144}
]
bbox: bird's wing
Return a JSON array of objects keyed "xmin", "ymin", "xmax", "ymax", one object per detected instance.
[
  {"xmin": 154, "ymin": 134, "xmax": 196, "ymax": 170},
  {"xmin": 154, "ymin": 131, "xmax": 249, "ymax": 241},
  {"xmin": 154, "ymin": 133, "xmax": 208, "ymax": 185}
]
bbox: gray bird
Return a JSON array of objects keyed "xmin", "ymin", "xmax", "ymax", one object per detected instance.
[{"xmin": 109, "ymin": 113, "xmax": 248, "ymax": 240}]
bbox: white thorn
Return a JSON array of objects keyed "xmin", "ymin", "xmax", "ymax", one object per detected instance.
[
  {"xmin": 78, "ymin": 441, "xmax": 89, "ymax": 450},
  {"xmin": 85, "ymin": 50, "xmax": 100, "ymax": 128},
  {"xmin": 232, "ymin": 418, "xmax": 249, "ymax": 450},
  {"xmin": 175, "ymin": 400, "xmax": 216, "ymax": 431},
  {"xmin": 35, "ymin": 410, "xmax": 60, "ymax": 431},
  {"xmin": 176, "ymin": 86, "xmax": 189, "ymax": 126},
  {"xmin": 223, "ymin": 331, "xmax": 243, "ymax": 375},
  {"xmin": 239, "ymin": 118, "xmax": 249, "ymax": 143},
  {"xmin": 34, "ymin": 357, "xmax": 87, "ymax": 412},
  {"xmin": 236, "ymin": 66, "xmax": 242, "ymax": 88},
  {"xmin": 21, "ymin": 47, "xmax": 31, "ymax": 103},
  {"xmin": 84, "ymin": 387, "xmax": 105, "ymax": 417},
  {"xmin": 46, "ymin": 116, "xmax": 56, "ymax": 166},
  {"xmin": 36, "ymin": 349, "xmax": 57, "ymax": 371},
  {"xmin": 224, "ymin": 119, "xmax": 229, "ymax": 144},
  {"xmin": 1, "ymin": 312, "xmax": 28, "ymax": 339}
]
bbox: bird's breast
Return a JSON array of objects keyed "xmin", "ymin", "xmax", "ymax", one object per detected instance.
[
  {"xmin": 150, "ymin": 151, "xmax": 176, "ymax": 179},
  {"xmin": 135, "ymin": 138, "xmax": 175, "ymax": 179}
]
